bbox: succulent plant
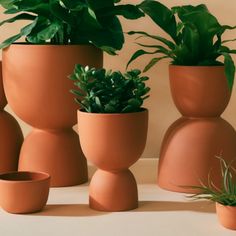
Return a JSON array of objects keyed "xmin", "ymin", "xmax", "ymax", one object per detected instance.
[{"xmin": 70, "ymin": 65, "xmax": 150, "ymax": 113}]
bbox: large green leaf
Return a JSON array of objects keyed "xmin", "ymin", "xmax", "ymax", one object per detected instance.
[
  {"xmin": 87, "ymin": 0, "xmax": 114, "ymax": 10},
  {"xmin": 139, "ymin": 0, "xmax": 178, "ymax": 42},
  {"xmin": 96, "ymin": 4, "xmax": 144, "ymax": 19},
  {"xmin": 0, "ymin": 13, "xmax": 36, "ymax": 26},
  {"xmin": 128, "ymin": 31, "xmax": 175, "ymax": 50},
  {"xmin": 223, "ymin": 53, "xmax": 235, "ymax": 90},
  {"xmin": 0, "ymin": 33, "xmax": 21, "ymax": 49}
]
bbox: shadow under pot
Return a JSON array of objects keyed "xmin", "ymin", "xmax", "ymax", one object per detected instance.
[
  {"xmin": 0, "ymin": 171, "xmax": 50, "ymax": 214},
  {"xmin": 2, "ymin": 44, "xmax": 103, "ymax": 187},
  {"xmin": 78, "ymin": 109, "xmax": 148, "ymax": 212}
]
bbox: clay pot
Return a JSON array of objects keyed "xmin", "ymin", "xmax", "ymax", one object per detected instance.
[
  {"xmin": 0, "ymin": 62, "xmax": 23, "ymax": 173},
  {"xmin": 2, "ymin": 44, "xmax": 103, "ymax": 186},
  {"xmin": 216, "ymin": 203, "xmax": 236, "ymax": 230},
  {"xmin": 0, "ymin": 171, "xmax": 50, "ymax": 214},
  {"xmin": 158, "ymin": 117, "xmax": 236, "ymax": 193},
  {"xmin": 78, "ymin": 109, "xmax": 148, "ymax": 211},
  {"xmin": 169, "ymin": 65, "xmax": 230, "ymax": 117}
]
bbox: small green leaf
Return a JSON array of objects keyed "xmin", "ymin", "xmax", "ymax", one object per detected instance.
[
  {"xmin": 143, "ymin": 56, "xmax": 168, "ymax": 72},
  {"xmin": 0, "ymin": 33, "xmax": 21, "ymax": 49}
]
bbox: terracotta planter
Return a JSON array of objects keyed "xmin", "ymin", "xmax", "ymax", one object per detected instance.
[
  {"xmin": 0, "ymin": 171, "xmax": 50, "ymax": 214},
  {"xmin": 2, "ymin": 44, "xmax": 103, "ymax": 187},
  {"xmin": 158, "ymin": 65, "xmax": 236, "ymax": 193},
  {"xmin": 216, "ymin": 203, "xmax": 236, "ymax": 230},
  {"xmin": 78, "ymin": 109, "xmax": 148, "ymax": 211},
  {"xmin": 0, "ymin": 62, "xmax": 23, "ymax": 173},
  {"xmin": 169, "ymin": 65, "xmax": 231, "ymax": 117}
]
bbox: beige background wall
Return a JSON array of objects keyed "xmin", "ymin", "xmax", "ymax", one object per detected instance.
[{"xmin": 1, "ymin": 0, "xmax": 236, "ymax": 158}]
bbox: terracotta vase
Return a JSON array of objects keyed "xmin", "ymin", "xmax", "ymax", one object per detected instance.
[
  {"xmin": 2, "ymin": 44, "xmax": 103, "ymax": 187},
  {"xmin": 216, "ymin": 203, "xmax": 236, "ymax": 230},
  {"xmin": 0, "ymin": 62, "xmax": 23, "ymax": 172},
  {"xmin": 78, "ymin": 109, "xmax": 148, "ymax": 211},
  {"xmin": 158, "ymin": 65, "xmax": 236, "ymax": 193},
  {"xmin": 0, "ymin": 171, "xmax": 50, "ymax": 214}
]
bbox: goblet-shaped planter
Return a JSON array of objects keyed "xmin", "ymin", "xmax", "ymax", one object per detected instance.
[
  {"xmin": 2, "ymin": 44, "xmax": 103, "ymax": 187},
  {"xmin": 78, "ymin": 109, "xmax": 148, "ymax": 211},
  {"xmin": 158, "ymin": 65, "xmax": 236, "ymax": 193},
  {"xmin": 0, "ymin": 62, "xmax": 23, "ymax": 172}
]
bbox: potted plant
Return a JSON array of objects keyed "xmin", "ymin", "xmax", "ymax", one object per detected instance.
[
  {"xmin": 188, "ymin": 157, "xmax": 236, "ymax": 230},
  {"xmin": 0, "ymin": 62, "xmax": 23, "ymax": 173},
  {"xmin": 0, "ymin": 0, "xmax": 144, "ymax": 186},
  {"xmin": 70, "ymin": 65, "xmax": 150, "ymax": 211},
  {"xmin": 128, "ymin": 2, "xmax": 236, "ymax": 192}
]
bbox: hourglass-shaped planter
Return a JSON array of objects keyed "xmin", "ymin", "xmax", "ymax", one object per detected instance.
[
  {"xmin": 78, "ymin": 109, "xmax": 148, "ymax": 211},
  {"xmin": 2, "ymin": 44, "xmax": 103, "ymax": 187},
  {"xmin": 158, "ymin": 65, "xmax": 236, "ymax": 193},
  {"xmin": 0, "ymin": 62, "xmax": 23, "ymax": 172}
]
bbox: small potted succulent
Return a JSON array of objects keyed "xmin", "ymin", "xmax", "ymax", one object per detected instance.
[
  {"xmin": 70, "ymin": 65, "xmax": 150, "ymax": 211},
  {"xmin": 188, "ymin": 157, "xmax": 236, "ymax": 230},
  {"xmin": 0, "ymin": 0, "xmax": 144, "ymax": 186},
  {"xmin": 128, "ymin": 1, "xmax": 236, "ymax": 192}
]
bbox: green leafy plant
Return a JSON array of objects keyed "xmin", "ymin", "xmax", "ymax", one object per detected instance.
[
  {"xmin": 188, "ymin": 157, "xmax": 236, "ymax": 206},
  {"xmin": 0, "ymin": 0, "xmax": 144, "ymax": 54},
  {"xmin": 127, "ymin": 1, "xmax": 236, "ymax": 90},
  {"xmin": 70, "ymin": 65, "xmax": 150, "ymax": 113}
]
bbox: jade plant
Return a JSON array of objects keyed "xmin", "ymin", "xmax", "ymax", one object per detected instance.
[
  {"xmin": 0, "ymin": 0, "xmax": 144, "ymax": 54},
  {"xmin": 188, "ymin": 157, "xmax": 236, "ymax": 206},
  {"xmin": 128, "ymin": 1, "xmax": 236, "ymax": 90},
  {"xmin": 70, "ymin": 65, "xmax": 150, "ymax": 113}
]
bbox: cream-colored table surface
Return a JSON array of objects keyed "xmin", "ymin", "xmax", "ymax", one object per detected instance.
[{"xmin": 0, "ymin": 159, "xmax": 235, "ymax": 236}]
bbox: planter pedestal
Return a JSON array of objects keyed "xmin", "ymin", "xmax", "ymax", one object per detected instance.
[
  {"xmin": 0, "ymin": 62, "xmax": 23, "ymax": 172},
  {"xmin": 2, "ymin": 45, "xmax": 103, "ymax": 187},
  {"xmin": 89, "ymin": 169, "xmax": 138, "ymax": 211},
  {"xmin": 78, "ymin": 110, "xmax": 148, "ymax": 211},
  {"xmin": 158, "ymin": 66, "xmax": 236, "ymax": 193}
]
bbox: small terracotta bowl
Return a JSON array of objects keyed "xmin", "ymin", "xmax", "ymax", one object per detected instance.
[{"xmin": 0, "ymin": 171, "xmax": 50, "ymax": 214}]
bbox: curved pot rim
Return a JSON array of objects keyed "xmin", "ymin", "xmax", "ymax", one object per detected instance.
[
  {"xmin": 216, "ymin": 202, "xmax": 236, "ymax": 209},
  {"xmin": 0, "ymin": 171, "xmax": 51, "ymax": 184},
  {"xmin": 3, "ymin": 43, "xmax": 97, "ymax": 50},
  {"xmin": 78, "ymin": 108, "xmax": 148, "ymax": 117}
]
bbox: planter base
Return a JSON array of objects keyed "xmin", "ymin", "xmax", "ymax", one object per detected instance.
[
  {"xmin": 0, "ymin": 111, "xmax": 23, "ymax": 172},
  {"xmin": 18, "ymin": 128, "xmax": 88, "ymax": 187},
  {"xmin": 158, "ymin": 117, "xmax": 236, "ymax": 193},
  {"xmin": 89, "ymin": 169, "xmax": 138, "ymax": 212}
]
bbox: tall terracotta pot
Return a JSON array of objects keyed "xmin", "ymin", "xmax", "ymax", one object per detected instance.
[
  {"xmin": 78, "ymin": 109, "xmax": 148, "ymax": 211},
  {"xmin": 158, "ymin": 65, "xmax": 236, "ymax": 193},
  {"xmin": 0, "ymin": 62, "xmax": 23, "ymax": 172},
  {"xmin": 2, "ymin": 44, "xmax": 103, "ymax": 187}
]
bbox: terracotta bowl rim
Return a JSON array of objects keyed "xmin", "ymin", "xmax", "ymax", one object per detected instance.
[
  {"xmin": 4, "ymin": 43, "xmax": 96, "ymax": 49},
  {"xmin": 0, "ymin": 171, "xmax": 50, "ymax": 184},
  {"xmin": 216, "ymin": 202, "xmax": 236, "ymax": 209},
  {"xmin": 77, "ymin": 108, "xmax": 148, "ymax": 117}
]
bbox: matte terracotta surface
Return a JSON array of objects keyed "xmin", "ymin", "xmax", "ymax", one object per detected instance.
[
  {"xmin": 0, "ymin": 111, "xmax": 23, "ymax": 172},
  {"xmin": 78, "ymin": 110, "xmax": 148, "ymax": 170},
  {"xmin": 216, "ymin": 203, "xmax": 236, "ymax": 230},
  {"xmin": 2, "ymin": 44, "xmax": 103, "ymax": 129},
  {"xmin": 158, "ymin": 117, "xmax": 236, "ymax": 193},
  {"xmin": 2, "ymin": 44, "xmax": 103, "ymax": 186},
  {"xmin": 0, "ymin": 171, "xmax": 50, "ymax": 214},
  {"xmin": 78, "ymin": 109, "xmax": 148, "ymax": 211},
  {"xmin": 89, "ymin": 170, "xmax": 138, "ymax": 212},
  {"xmin": 0, "ymin": 62, "xmax": 23, "ymax": 173},
  {"xmin": 169, "ymin": 65, "xmax": 231, "ymax": 117},
  {"xmin": 0, "ymin": 62, "xmax": 7, "ymax": 109},
  {"xmin": 18, "ymin": 129, "xmax": 87, "ymax": 187}
]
